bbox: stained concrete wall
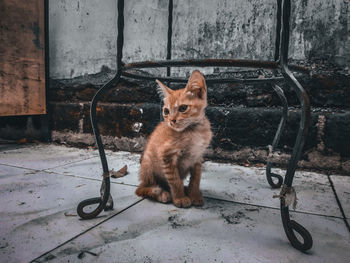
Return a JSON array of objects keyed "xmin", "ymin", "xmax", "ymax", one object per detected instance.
[
  {"xmin": 49, "ymin": 0, "xmax": 118, "ymax": 78},
  {"xmin": 49, "ymin": 0, "xmax": 350, "ymax": 78},
  {"xmin": 49, "ymin": 0, "xmax": 169, "ymax": 78}
]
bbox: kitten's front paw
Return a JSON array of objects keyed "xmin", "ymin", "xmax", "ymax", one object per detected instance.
[
  {"xmin": 173, "ymin": 196, "xmax": 192, "ymax": 208},
  {"xmin": 158, "ymin": 191, "xmax": 172, "ymax": 203},
  {"xmin": 190, "ymin": 191, "xmax": 204, "ymax": 207}
]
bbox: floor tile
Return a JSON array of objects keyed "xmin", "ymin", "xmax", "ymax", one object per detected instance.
[
  {"xmin": 48, "ymin": 151, "xmax": 141, "ymax": 186},
  {"xmin": 200, "ymin": 162, "xmax": 341, "ymax": 217},
  {"xmin": 33, "ymin": 198, "xmax": 350, "ymax": 263},
  {"xmin": 330, "ymin": 175, "xmax": 350, "ymax": 220},
  {"xmin": 49, "ymin": 151, "xmax": 341, "ymax": 217},
  {"xmin": 0, "ymin": 171, "xmax": 140, "ymax": 263},
  {"xmin": 0, "ymin": 164, "xmax": 34, "ymax": 179},
  {"xmin": 0, "ymin": 144, "xmax": 99, "ymax": 170}
]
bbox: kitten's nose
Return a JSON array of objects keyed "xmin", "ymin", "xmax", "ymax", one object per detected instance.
[{"xmin": 171, "ymin": 119, "xmax": 176, "ymax": 124}]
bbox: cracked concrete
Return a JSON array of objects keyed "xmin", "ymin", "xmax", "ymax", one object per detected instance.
[{"xmin": 0, "ymin": 143, "xmax": 349, "ymax": 263}]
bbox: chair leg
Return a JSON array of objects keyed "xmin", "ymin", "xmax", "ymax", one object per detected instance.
[
  {"xmin": 77, "ymin": 72, "xmax": 122, "ymax": 219},
  {"xmin": 266, "ymin": 84, "xmax": 288, "ymax": 188},
  {"xmin": 278, "ymin": 67, "xmax": 313, "ymax": 251}
]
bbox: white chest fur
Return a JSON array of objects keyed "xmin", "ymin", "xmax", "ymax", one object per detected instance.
[{"xmin": 179, "ymin": 128, "xmax": 211, "ymax": 170}]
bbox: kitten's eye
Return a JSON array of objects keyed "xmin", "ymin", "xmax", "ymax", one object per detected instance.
[
  {"xmin": 178, "ymin": 105, "xmax": 188, "ymax": 112},
  {"xmin": 163, "ymin": 108, "xmax": 169, "ymax": 115}
]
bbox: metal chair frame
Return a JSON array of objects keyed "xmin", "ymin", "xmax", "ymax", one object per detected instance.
[{"xmin": 77, "ymin": 0, "xmax": 313, "ymax": 252}]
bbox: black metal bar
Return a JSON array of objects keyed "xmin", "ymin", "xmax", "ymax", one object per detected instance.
[
  {"xmin": 266, "ymin": 0, "xmax": 286, "ymax": 189},
  {"xmin": 274, "ymin": 0, "xmax": 282, "ymax": 61},
  {"xmin": 266, "ymin": 84, "xmax": 287, "ymax": 188},
  {"xmin": 166, "ymin": 0, "xmax": 173, "ymax": 77},
  {"xmin": 125, "ymin": 58, "xmax": 278, "ymax": 69},
  {"xmin": 42, "ymin": 0, "xmax": 51, "ymax": 142},
  {"xmin": 161, "ymin": 0, "xmax": 173, "ymax": 122},
  {"xmin": 278, "ymin": 0, "xmax": 313, "ymax": 251},
  {"xmin": 77, "ymin": 0, "xmax": 125, "ymax": 220},
  {"xmin": 123, "ymin": 59, "xmax": 309, "ymax": 73},
  {"xmin": 77, "ymin": 74, "xmax": 121, "ymax": 219},
  {"xmin": 122, "ymin": 71, "xmax": 285, "ymax": 84},
  {"xmin": 116, "ymin": 0, "xmax": 124, "ymax": 70}
]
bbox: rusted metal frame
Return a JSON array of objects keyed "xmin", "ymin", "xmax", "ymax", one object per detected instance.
[
  {"xmin": 122, "ymin": 71, "xmax": 285, "ymax": 84},
  {"xmin": 278, "ymin": 0, "xmax": 313, "ymax": 251},
  {"xmin": 125, "ymin": 58, "xmax": 279, "ymax": 69},
  {"xmin": 266, "ymin": 0, "xmax": 285, "ymax": 189},
  {"xmin": 123, "ymin": 59, "xmax": 309, "ymax": 74},
  {"xmin": 77, "ymin": 0, "xmax": 125, "ymax": 220}
]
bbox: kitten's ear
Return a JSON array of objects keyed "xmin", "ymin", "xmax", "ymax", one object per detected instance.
[
  {"xmin": 156, "ymin": 79, "xmax": 173, "ymax": 99},
  {"xmin": 185, "ymin": 70, "xmax": 207, "ymax": 100}
]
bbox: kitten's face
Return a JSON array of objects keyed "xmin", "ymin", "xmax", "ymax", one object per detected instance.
[{"xmin": 157, "ymin": 70, "xmax": 207, "ymax": 132}]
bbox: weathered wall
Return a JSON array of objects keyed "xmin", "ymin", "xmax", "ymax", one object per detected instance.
[
  {"xmin": 2, "ymin": 0, "xmax": 349, "ymax": 174},
  {"xmin": 46, "ymin": 0, "xmax": 350, "ymax": 174},
  {"xmin": 291, "ymin": 0, "xmax": 350, "ymax": 65},
  {"xmin": 49, "ymin": 0, "xmax": 118, "ymax": 78},
  {"xmin": 49, "ymin": 0, "xmax": 169, "ymax": 78},
  {"xmin": 48, "ymin": 66, "xmax": 350, "ymax": 174},
  {"xmin": 49, "ymin": 0, "xmax": 350, "ymax": 78}
]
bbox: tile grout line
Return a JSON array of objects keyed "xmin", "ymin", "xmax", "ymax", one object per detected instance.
[
  {"xmin": 327, "ymin": 175, "xmax": 350, "ymax": 233},
  {"xmin": 40, "ymin": 151, "xmax": 130, "ymax": 172},
  {"xmin": 0, "ymin": 147, "xmax": 114, "ymax": 172},
  {"xmin": 41, "ymin": 154, "xmax": 103, "ymax": 170},
  {"xmin": 0, "ymin": 155, "xmax": 99, "ymax": 173},
  {"xmin": 206, "ymin": 195, "xmax": 345, "ymax": 220},
  {"xmin": 0, "ymin": 163, "xmax": 40, "ymax": 171},
  {"xmin": 39, "ymin": 170, "xmax": 347, "ymax": 221},
  {"xmin": 29, "ymin": 198, "xmax": 145, "ymax": 263},
  {"xmin": 13, "ymin": 157, "xmax": 343, "ymax": 224},
  {"xmin": 43, "ymin": 170, "xmax": 138, "ymax": 188}
]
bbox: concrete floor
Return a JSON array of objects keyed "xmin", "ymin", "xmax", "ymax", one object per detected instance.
[{"xmin": 0, "ymin": 143, "xmax": 349, "ymax": 263}]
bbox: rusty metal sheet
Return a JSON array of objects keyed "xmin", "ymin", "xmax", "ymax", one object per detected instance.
[{"xmin": 0, "ymin": 0, "xmax": 46, "ymax": 116}]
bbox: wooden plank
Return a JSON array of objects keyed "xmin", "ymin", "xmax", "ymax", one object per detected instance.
[{"xmin": 0, "ymin": 0, "xmax": 46, "ymax": 116}]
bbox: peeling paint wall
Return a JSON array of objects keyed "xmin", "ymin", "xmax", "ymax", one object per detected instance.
[{"xmin": 49, "ymin": 0, "xmax": 350, "ymax": 78}]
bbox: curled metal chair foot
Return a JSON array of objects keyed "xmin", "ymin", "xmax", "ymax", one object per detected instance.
[
  {"xmin": 77, "ymin": 72, "xmax": 122, "ymax": 220},
  {"xmin": 274, "ymin": 0, "xmax": 313, "ymax": 251},
  {"xmin": 77, "ymin": 177, "xmax": 111, "ymax": 220},
  {"xmin": 77, "ymin": 197, "xmax": 103, "ymax": 220},
  {"xmin": 275, "ymin": 185, "xmax": 312, "ymax": 252},
  {"xmin": 281, "ymin": 206, "xmax": 313, "ymax": 252},
  {"xmin": 267, "ymin": 172, "xmax": 284, "ymax": 189}
]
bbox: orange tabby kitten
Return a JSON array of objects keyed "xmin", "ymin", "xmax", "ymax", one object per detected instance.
[{"xmin": 135, "ymin": 70, "xmax": 212, "ymax": 208}]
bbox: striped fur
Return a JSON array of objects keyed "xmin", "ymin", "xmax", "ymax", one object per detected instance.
[{"xmin": 136, "ymin": 70, "xmax": 212, "ymax": 208}]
